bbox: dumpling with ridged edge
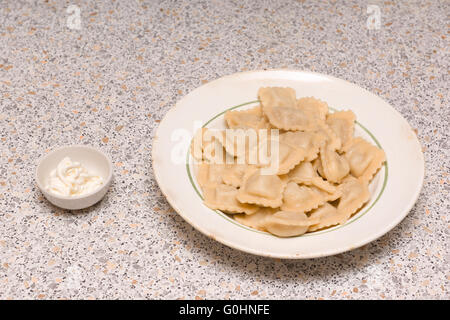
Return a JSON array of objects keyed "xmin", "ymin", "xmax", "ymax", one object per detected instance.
[
  {"xmin": 343, "ymin": 137, "xmax": 386, "ymax": 183},
  {"xmin": 203, "ymin": 183, "xmax": 259, "ymax": 215},
  {"xmin": 237, "ymin": 167, "xmax": 288, "ymax": 208},
  {"xmin": 319, "ymin": 144, "xmax": 350, "ymax": 183},
  {"xmin": 336, "ymin": 176, "xmax": 370, "ymax": 222},
  {"xmin": 259, "ymin": 87, "xmax": 327, "ymax": 131},
  {"xmin": 326, "ymin": 110, "xmax": 356, "ymax": 151},
  {"xmin": 264, "ymin": 210, "xmax": 320, "ymax": 237},
  {"xmin": 233, "ymin": 207, "xmax": 278, "ymax": 231},
  {"xmin": 281, "ymin": 181, "xmax": 341, "ymax": 214},
  {"xmin": 224, "ymin": 105, "xmax": 271, "ymax": 130}
]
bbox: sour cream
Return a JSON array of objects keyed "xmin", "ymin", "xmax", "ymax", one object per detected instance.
[{"xmin": 46, "ymin": 157, "xmax": 103, "ymax": 196}]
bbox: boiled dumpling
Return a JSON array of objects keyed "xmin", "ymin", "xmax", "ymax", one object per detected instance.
[
  {"xmin": 281, "ymin": 181, "xmax": 341, "ymax": 213},
  {"xmin": 308, "ymin": 203, "xmax": 347, "ymax": 231},
  {"xmin": 336, "ymin": 176, "xmax": 370, "ymax": 221},
  {"xmin": 296, "ymin": 97, "xmax": 329, "ymax": 122},
  {"xmin": 264, "ymin": 211, "xmax": 319, "ymax": 237},
  {"xmin": 233, "ymin": 207, "xmax": 277, "ymax": 230},
  {"xmin": 203, "ymin": 183, "xmax": 259, "ymax": 214},
  {"xmin": 259, "ymin": 87, "xmax": 326, "ymax": 131},
  {"xmin": 258, "ymin": 87, "xmax": 297, "ymax": 109},
  {"xmin": 191, "ymin": 128, "xmax": 227, "ymax": 163},
  {"xmin": 343, "ymin": 137, "xmax": 386, "ymax": 182},
  {"xmin": 319, "ymin": 144, "xmax": 350, "ymax": 183},
  {"xmin": 196, "ymin": 162, "xmax": 224, "ymax": 187},
  {"xmin": 255, "ymin": 139, "xmax": 305, "ymax": 175},
  {"xmin": 326, "ymin": 110, "xmax": 356, "ymax": 151},
  {"xmin": 237, "ymin": 167, "xmax": 287, "ymax": 208},
  {"xmin": 280, "ymin": 131, "xmax": 324, "ymax": 161},
  {"xmin": 221, "ymin": 163, "xmax": 248, "ymax": 188},
  {"xmin": 225, "ymin": 105, "xmax": 271, "ymax": 130}
]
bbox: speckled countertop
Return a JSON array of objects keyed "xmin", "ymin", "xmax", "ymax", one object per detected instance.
[{"xmin": 0, "ymin": 0, "xmax": 448, "ymax": 300}]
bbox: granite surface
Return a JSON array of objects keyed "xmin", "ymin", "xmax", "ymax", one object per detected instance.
[{"xmin": 0, "ymin": 0, "xmax": 448, "ymax": 300}]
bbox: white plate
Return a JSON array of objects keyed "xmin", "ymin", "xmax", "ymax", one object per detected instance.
[{"xmin": 152, "ymin": 70, "xmax": 424, "ymax": 259}]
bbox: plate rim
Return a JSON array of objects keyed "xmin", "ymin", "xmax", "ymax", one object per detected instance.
[{"xmin": 152, "ymin": 69, "xmax": 425, "ymax": 259}]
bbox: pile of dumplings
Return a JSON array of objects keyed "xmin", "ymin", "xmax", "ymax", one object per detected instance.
[{"xmin": 192, "ymin": 87, "xmax": 386, "ymax": 237}]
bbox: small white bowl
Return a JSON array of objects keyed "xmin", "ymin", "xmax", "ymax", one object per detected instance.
[{"xmin": 36, "ymin": 145, "xmax": 113, "ymax": 210}]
